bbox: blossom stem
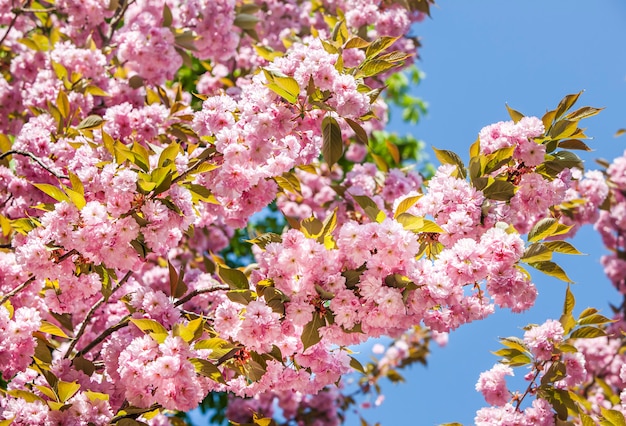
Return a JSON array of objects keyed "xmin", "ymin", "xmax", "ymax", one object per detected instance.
[
  {"xmin": 75, "ymin": 315, "xmax": 131, "ymax": 359},
  {"xmin": 515, "ymin": 364, "xmax": 543, "ymax": 411},
  {"xmin": 64, "ymin": 271, "xmax": 133, "ymax": 359},
  {"xmin": 0, "ymin": 150, "xmax": 69, "ymax": 180},
  {"xmin": 0, "ymin": 276, "xmax": 36, "ymax": 306},
  {"xmin": 173, "ymin": 285, "xmax": 230, "ymax": 307}
]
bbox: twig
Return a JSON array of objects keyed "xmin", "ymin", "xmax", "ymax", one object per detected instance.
[
  {"xmin": 0, "ymin": 150, "xmax": 68, "ymax": 180},
  {"xmin": 514, "ymin": 366, "xmax": 543, "ymax": 411},
  {"xmin": 105, "ymin": 0, "xmax": 133, "ymax": 43},
  {"xmin": 173, "ymin": 285, "xmax": 229, "ymax": 307},
  {"xmin": 64, "ymin": 270, "xmax": 133, "ymax": 358},
  {"xmin": 0, "ymin": 276, "xmax": 36, "ymax": 305},
  {"xmin": 170, "ymin": 149, "xmax": 215, "ymax": 186},
  {"xmin": 0, "ymin": 3, "xmax": 20, "ymax": 48},
  {"xmin": 57, "ymin": 248, "xmax": 78, "ymax": 263},
  {"xmin": 74, "ymin": 315, "xmax": 130, "ymax": 358}
]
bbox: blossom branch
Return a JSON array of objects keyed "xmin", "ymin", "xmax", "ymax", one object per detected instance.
[
  {"xmin": 0, "ymin": 150, "xmax": 69, "ymax": 180},
  {"xmin": 0, "ymin": 276, "xmax": 36, "ymax": 306},
  {"xmin": 170, "ymin": 149, "xmax": 215, "ymax": 186},
  {"xmin": 105, "ymin": 0, "xmax": 134, "ymax": 43},
  {"xmin": 173, "ymin": 285, "xmax": 229, "ymax": 307},
  {"xmin": 64, "ymin": 270, "xmax": 133, "ymax": 358},
  {"xmin": 74, "ymin": 315, "xmax": 130, "ymax": 359},
  {"xmin": 514, "ymin": 365, "xmax": 543, "ymax": 411},
  {"xmin": 0, "ymin": 0, "xmax": 22, "ymax": 48}
]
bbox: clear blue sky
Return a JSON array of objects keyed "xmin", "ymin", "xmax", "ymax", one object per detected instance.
[{"xmin": 346, "ymin": 2, "xmax": 626, "ymax": 425}]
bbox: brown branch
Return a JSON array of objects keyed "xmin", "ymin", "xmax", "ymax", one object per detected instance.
[
  {"xmin": 64, "ymin": 270, "xmax": 133, "ymax": 358},
  {"xmin": 0, "ymin": 276, "xmax": 36, "ymax": 305},
  {"xmin": 0, "ymin": 3, "xmax": 20, "ymax": 48},
  {"xmin": 173, "ymin": 285, "xmax": 229, "ymax": 307},
  {"xmin": 105, "ymin": 0, "xmax": 134, "ymax": 43},
  {"xmin": 74, "ymin": 315, "xmax": 130, "ymax": 358},
  {"xmin": 170, "ymin": 148, "xmax": 217, "ymax": 186},
  {"xmin": 0, "ymin": 150, "xmax": 68, "ymax": 180}
]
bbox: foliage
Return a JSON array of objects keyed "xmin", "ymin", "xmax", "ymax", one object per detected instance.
[{"xmin": 0, "ymin": 1, "xmax": 625, "ymax": 426}]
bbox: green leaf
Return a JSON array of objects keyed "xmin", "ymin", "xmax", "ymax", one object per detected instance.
[
  {"xmin": 528, "ymin": 218, "xmax": 560, "ymax": 242},
  {"xmin": 8, "ymin": 389, "xmax": 44, "ymax": 403},
  {"xmin": 365, "ymin": 36, "xmax": 399, "ymax": 58},
  {"xmin": 548, "ymin": 119, "xmax": 578, "ymax": 140},
  {"xmin": 394, "ymin": 195, "xmax": 421, "ymax": 217},
  {"xmin": 322, "ymin": 116, "xmax": 343, "ymax": 167},
  {"xmin": 175, "ymin": 318, "xmax": 204, "ymax": 343},
  {"xmin": 83, "ymin": 85, "xmax": 109, "ymax": 97},
  {"xmin": 600, "ymin": 409, "xmax": 626, "ymax": 426},
  {"xmin": 301, "ymin": 216, "xmax": 323, "ymax": 238},
  {"xmin": 40, "ymin": 320, "xmax": 69, "ymax": 338},
  {"xmin": 57, "ymin": 381, "xmax": 80, "ymax": 403},
  {"xmin": 529, "ymin": 261, "xmax": 573, "ymax": 282},
  {"xmin": 32, "ymin": 183, "xmax": 70, "ymax": 203},
  {"xmin": 395, "ymin": 213, "xmax": 424, "ymax": 231},
  {"xmin": 344, "ymin": 36, "xmax": 371, "ymax": 49},
  {"xmin": 56, "ymin": 91, "xmax": 70, "ymax": 119},
  {"xmin": 129, "ymin": 318, "xmax": 168, "ymax": 335},
  {"xmin": 162, "ymin": 3, "xmax": 173, "ymax": 27},
  {"xmin": 247, "ymin": 233, "xmax": 282, "ymax": 250},
  {"xmin": 351, "ymin": 194, "xmax": 384, "ymax": 223},
  {"xmin": 189, "ymin": 358, "xmax": 225, "ymax": 384},
  {"xmin": 543, "ymin": 241, "xmax": 583, "ymax": 255},
  {"xmin": 555, "ymin": 92, "xmax": 583, "ymax": 120},
  {"xmin": 570, "ymin": 326, "xmax": 607, "ymax": 339},
  {"xmin": 217, "ymin": 265, "xmax": 249, "ymax": 290},
  {"xmin": 563, "ymin": 286, "xmax": 575, "ymax": 317},
  {"xmin": 344, "ymin": 118, "xmax": 369, "ymax": 145},
  {"xmin": 505, "ymin": 104, "xmax": 524, "ymax": 123},
  {"xmin": 558, "ymin": 139, "xmax": 592, "ymax": 151},
  {"xmin": 267, "ymin": 75, "xmax": 300, "ymax": 104},
  {"xmin": 419, "ymin": 219, "xmax": 444, "ymax": 233},
  {"xmin": 499, "ymin": 337, "xmax": 529, "ymax": 353},
  {"xmin": 227, "ymin": 289, "xmax": 256, "ymax": 305},
  {"xmin": 349, "ymin": 356, "xmax": 366, "ymax": 374},
  {"xmin": 482, "ymin": 180, "xmax": 516, "ymax": 201},
  {"xmin": 521, "ymin": 243, "xmax": 553, "ymax": 263},
  {"xmin": 432, "ymin": 147, "xmax": 466, "ymax": 178},
  {"xmin": 359, "ymin": 59, "xmax": 397, "ymax": 77},
  {"xmin": 76, "ymin": 115, "xmax": 104, "ymax": 130},
  {"xmin": 169, "ymin": 261, "xmax": 187, "ymax": 299},
  {"xmin": 302, "ymin": 313, "xmax": 325, "ymax": 350},
  {"xmin": 578, "ymin": 313, "xmax": 614, "ymax": 326},
  {"xmin": 65, "ymin": 187, "xmax": 86, "ymax": 210}
]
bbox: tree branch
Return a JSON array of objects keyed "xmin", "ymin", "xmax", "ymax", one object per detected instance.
[
  {"xmin": 173, "ymin": 285, "xmax": 229, "ymax": 307},
  {"xmin": 0, "ymin": 276, "xmax": 36, "ymax": 306},
  {"xmin": 74, "ymin": 315, "xmax": 130, "ymax": 358},
  {"xmin": 64, "ymin": 270, "xmax": 133, "ymax": 358},
  {"xmin": 0, "ymin": 150, "xmax": 68, "ymax": 180}
]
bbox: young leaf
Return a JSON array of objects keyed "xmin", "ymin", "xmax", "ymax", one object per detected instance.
[
  {"xmin": 322, "ymin": 116, "xmax": 343, "ymax": 167},
  {"xmin": 528, "ymin": 218, "xmax": 559, "ymax": 242},
  {"xmin": 528, "ymin": 260, "xmax": 573, "ymax": 282},
  {"xmin": 570, "ymin": 326, "xmax": 607, "ymax": 339},
  {"xmin": 189, "ymin": 358, "xmax": 226, "ymax": 384},
  {"xmin": 129, "ymin": 318, "xmax": 168, "ymax": 335},
  {"xmin": 302, "ymin": 313, "xmax": 325, "ymax": 350},
  {"xmin": 505, "ymin": 103, "xmax": 524, "ymax": 123},
  {"xmin": 394, "ymin": 195, "xmax": 422, "ymax": 217},
  {"xmin": 432, "ymin": 147, "xmax": 466, "ymax": 178},
  {"xmin": 40, "ymin": 321, "xmax": 69, "ymax": 338},
  {"xmin": 217, "ymin": 265, "xmax": 249, "ymax": 290}
]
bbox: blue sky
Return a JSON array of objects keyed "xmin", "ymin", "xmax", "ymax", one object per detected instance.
[{"xmin": 345, "ymin": 2, "xmax": 626, "ymax": 425}]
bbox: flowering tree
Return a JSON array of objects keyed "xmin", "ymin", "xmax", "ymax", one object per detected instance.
[{"xmin": 0, "ymin": 1, "xmax": 625, "ymax": 425}]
